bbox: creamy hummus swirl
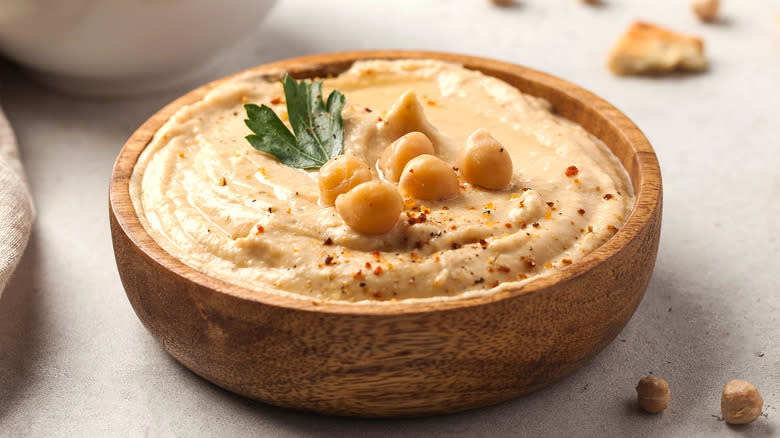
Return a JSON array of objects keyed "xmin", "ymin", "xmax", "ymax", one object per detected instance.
[{"xmin": 131, "ymin": 60, "xmax": 633, "ymax": 302}]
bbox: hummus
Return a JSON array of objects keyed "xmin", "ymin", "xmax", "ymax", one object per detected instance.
[{"xmin": 130, "ymin": 60, "xmax": 633, "ymax": 302}]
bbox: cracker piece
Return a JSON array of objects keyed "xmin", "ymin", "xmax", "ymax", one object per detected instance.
[{"xmin": 607, "ymin": 21, "xmax": 707, "ymax": 76}]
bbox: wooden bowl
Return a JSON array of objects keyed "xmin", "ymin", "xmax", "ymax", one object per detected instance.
[{"xmin": 110, "ymin": 50, "xmax": 662, "ymax": 417}]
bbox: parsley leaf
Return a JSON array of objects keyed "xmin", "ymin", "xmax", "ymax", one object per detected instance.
[{"xmin": 244, "ymin": 75, "xmax": 345, "ymax": 169}]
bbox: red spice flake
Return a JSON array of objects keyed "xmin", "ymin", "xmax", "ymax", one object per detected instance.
[
  {"xmin": 311, "ymin": 301, "xmax": 319, "ymax": 306},
  {"xmin": 488, "ymin": 267, "xmax": 494, "ymax": 273},
  {"xmin": 373, "ymin": 266, "xmax": 383, "ymax": 275},
  {"xmin": 365, "ymin": 108, "xmax": 372, "ymax": 113},
  {"xmin": 372, "ymin": 251, "xmax": 381, "ymax": 260},
  {"xmin": 603, "ymin": 193, "xmax": 614, "ymax": 200},
  {"xmin": 353, "ymin": 270, "xmax": 364, "ymax": 279},
  {"xmin": 607, "ymin": 225, "xmax": 618, "ymax": 232},
  {"xmin": 505, "ymin": 223, "xmax": 512, "ymax": 229},
  {"xmin": 517, "ymin": 273, "xmax": 528, "ymax": 280},
  {"xmin": 372, "ymin": 291, "xmax": 383, "ymax": 298},
  {"xmin": 406, "ymin": 212, "xmax": 427, "ymax": 225},
  {"xmin": 520, "ymin": 223, "xmax": 527, "ymax": 229},
  {"xmin": 532, "ymin": 222, "xmax": 540, "ymax": 228},
  {"xmin": 377, "ymin": 117, "xmax": 384, "ymax": 122},
  {"xmin": 410, "ymin": 252, "xmax": 418, "ymax": 259},
  {"xmin": 491, "ymin": 280, "xmax": 500, "ymax": 288},
  {"xmin": 408, "ymin": 168, "xmax": 415, "ymax": 174},
  {"xmin": 324, "ymin": 255, "xmax": 334, "ymax": 265},
  {"xmin": 270, "ymin": 97, "xmax": 283, "ymax": 105},
  {"xmin": 450, "ymin": 225, "xmax": 458, "ymax": 231},
  {"xmin": 546, "ymin": 202, "xmax": 555, "ymax": 208},
  {"xmin": 365, "ymin": 262, "xmax": 372, "ymax": 269},
  {"xmin": 479, "ymin": 239, "xmax": 488, "ymax": 248},
  {"xmin": 526, "ymin": 258, "xmax": 537, "ymax": 268},
  {"xmin": 578, "ymin": 209, "xmax": 586, "ymax": 216},
  {"xmin": 562, "ymin": 259, "xmax": 573, "ymax": 265},
  {"xmin": 565, "ymin": 165, "xmax": 579, "ymax": 177},
  {"xmin": 497, "ymin": 265, "xmax": 511, "ymax": 273},
  {"xmin": 324, "ymin": 237, "xmax": 334, "ymax": 246},
  {"xmin": 256, "ymin": 224, "xmax": 265, "ymax": 234},
  {"xmin": 442, "ymin": 206, "xmax": 449, "ymax": 210}
]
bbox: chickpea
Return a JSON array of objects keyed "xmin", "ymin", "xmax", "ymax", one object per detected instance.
[
  {"xmin": 691, "ymin": 0, "xmax": 719, "ymax": 22},
  {"xmin": 721, "ymin": 379, "xmax": 763, "ymax": 425},
  {"xmin": 335, "ymin": 181, "xmax": 403, "ymax": 234},
  {"xmin": 635, "ymin": 376, "xmax": 670, "ymax": 414},
  {"xmin": 457, "ymin": 128, "xmax": 513, "ymax": 190},
  {"xmin": 379, "ymin": 132, "xmax": 435, "ymax": 182},
  {"xmin": 318, "ymin": 155, "xmax": 372, "ymax": 206},
  {"xmin": 398, "ymin": 154, "xmax": 460, "ymax": 201}
]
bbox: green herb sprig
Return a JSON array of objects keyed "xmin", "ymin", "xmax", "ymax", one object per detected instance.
[{"xmin": 244, "ymin": 75, "xmax": 345, "ymax": 169}]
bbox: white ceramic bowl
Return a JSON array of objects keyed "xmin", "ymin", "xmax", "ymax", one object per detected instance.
[{"xmin": 0, "ymin": 0, "xmax": 277, "ymax": 95}]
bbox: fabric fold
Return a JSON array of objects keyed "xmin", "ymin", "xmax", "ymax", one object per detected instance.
[{"xmin": 0, "ymin": 105, "xmax": 34, "ymax": 295}]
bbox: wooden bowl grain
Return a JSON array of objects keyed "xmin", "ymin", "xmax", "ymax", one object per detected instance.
[{"xmin": 110, "ymin": 50, "xmax": 662, "ymax": 417}]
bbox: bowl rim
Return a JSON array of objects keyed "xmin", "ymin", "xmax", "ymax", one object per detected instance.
[{"xmin": 110, "ymin": 49, "xmax": 661, "ymax": 316}]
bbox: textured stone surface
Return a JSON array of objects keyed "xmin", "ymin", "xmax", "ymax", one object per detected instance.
[{"xmin": 0, "ymin": 0, "xmax": 777, "ymax": 435}]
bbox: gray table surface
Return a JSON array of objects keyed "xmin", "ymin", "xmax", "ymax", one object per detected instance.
[{"xmin": 1, "ymin": 0, "xmax": 778, "ymax": 436}]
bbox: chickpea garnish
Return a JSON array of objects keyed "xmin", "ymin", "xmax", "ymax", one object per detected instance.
[
  {"xmin": 635, "ymin": 376, "xmax": 670, "ymax": 414},
  {"xmin": 721, "ymin": 379, "xmax": 763, "ymax": 425},
  {"xmin": 691, "ymin": 0, "xmax": 719, "ymax": 22},
  {"xmin": 379, "ymin": 132, "xmax": 435, "ymax": 182},
  {"xmin": 458, "ymin": 128, "xmax": 513, "ymax": 190},
  {"xmin": 398, "ymin": 154, "xmax": 459, "ymax": 201},
  {"xmin": 335, "ymin": 181, "xmax": 403, "ymax": 234},
  {"xmin": 318, "ymin": 155, "xmax": 372, "ymax": 206}
]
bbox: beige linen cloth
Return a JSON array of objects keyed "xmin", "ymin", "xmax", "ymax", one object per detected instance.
[{"xmin": 0, "ymin": 105, "xmax": 34, "ymax": 296}]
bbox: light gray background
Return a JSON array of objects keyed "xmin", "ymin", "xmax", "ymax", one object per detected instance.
[{"xmin": 1, "ymin": 0, "xmax": 778, "ymax": 436}]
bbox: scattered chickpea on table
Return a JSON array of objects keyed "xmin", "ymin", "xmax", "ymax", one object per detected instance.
[
  {"xmin": 635, "ymin": 376, "xmax": 671, "ymax": 414},
  {"xmin": 721, "ymin": 379, "xmax": 763, "ymax": 425},
  {"xmin": 691, "ymin": 0, "xmax": 720, "ymax": 22}
]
